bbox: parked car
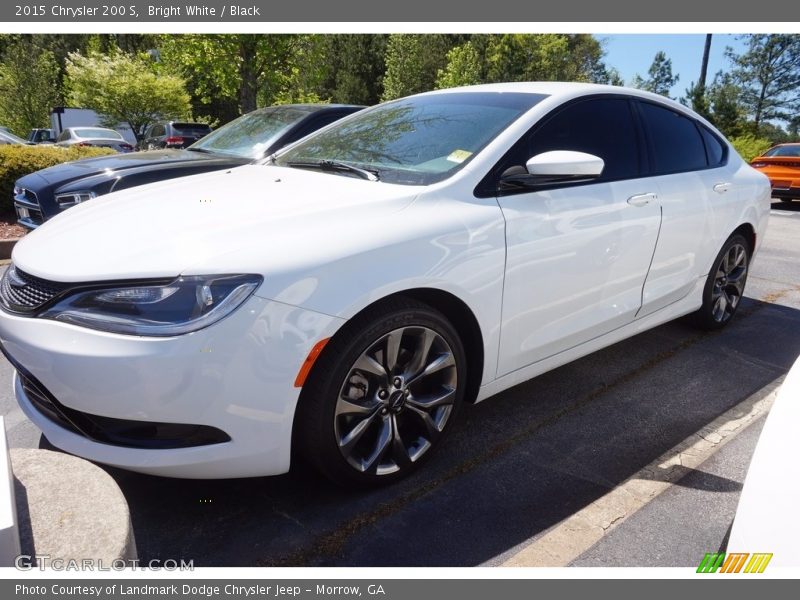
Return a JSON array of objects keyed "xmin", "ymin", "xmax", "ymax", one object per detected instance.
[
  {"xmin": 728, "ymin": 353, "xmax": 800, "ymax": 567},
  {"xmin": 54, "ymin": 127, "xmax": 134, "ymax": 153},
  {"xmin": 750, "ymin": 143, "xmax": 800, "ymax": 202},
  {"xmin": 0, "ymin": 83, "xmax": 770, "ymax": 487},
  {"xmin": 28, "ymin": 128, "xmax": 57, "ymax": 144},
  {"xmin": 0, "ymin": 130, "xmax": 30, "ymax": 145},
  {"xmin": 142, "ymin": 121, "xmax": 213, "ymax": 149},
  {"xmin": 12, "ymin": 104, "xmax": 364, "ymax": 229}
]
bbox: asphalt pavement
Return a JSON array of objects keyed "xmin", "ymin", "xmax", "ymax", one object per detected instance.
[{"xmin": 1, "ymin": 200, "xmax": 799, "ymax": 567}]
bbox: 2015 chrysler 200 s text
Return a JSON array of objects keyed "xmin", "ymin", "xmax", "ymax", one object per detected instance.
[{"xmin": 0, "ymin": 83, "xmax": 770, "ymax": 486}]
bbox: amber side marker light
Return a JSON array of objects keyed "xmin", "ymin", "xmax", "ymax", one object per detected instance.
[{"xmin": 294, "ymin": 338, "xmax": 330, "ymax": 387}]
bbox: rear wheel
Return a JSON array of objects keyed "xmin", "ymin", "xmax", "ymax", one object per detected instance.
[
  {"xmin": 294, "ymin": 298, "xmax": 466, "ymax": 487},
  {"xmin": 692, "ymin": 233, "xmax": 750, "ymax": 330}
]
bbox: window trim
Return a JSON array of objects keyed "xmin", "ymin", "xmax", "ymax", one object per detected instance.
[{"xmin": 474, "ymin": 94, "xmax": 647, "ymax": 199}]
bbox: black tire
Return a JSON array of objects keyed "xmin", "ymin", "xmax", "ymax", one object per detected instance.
[
  {"xmin": 692, "ymin": 233, "xmax": 750, "ymax": 330},
  {"xmin": 294, "ymin": 297, "xmax": 466, "ymax": 487}
]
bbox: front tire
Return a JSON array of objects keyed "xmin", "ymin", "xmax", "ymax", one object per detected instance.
[
  {"xmin": 294, "ymin": 297, "xmax": 466, "ymax": 487},
  {"xmin": 692, "ymin": 233, "xmax": 750, "ymax": 330}
]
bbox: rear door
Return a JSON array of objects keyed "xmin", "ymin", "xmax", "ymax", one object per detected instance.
[
  {"xmin": 492, "ymin": 96, "xmax": 663, "ymax": 375},
  {"xmin": 635, "ymin": 101, "xmax": 719, "ymax": 317}
]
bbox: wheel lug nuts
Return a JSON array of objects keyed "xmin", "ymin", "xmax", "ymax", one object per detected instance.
[
  {"xmin": 381, "ymin": 407, "xmax": 388, "ymax": 414},
  {"xmin": 404, "ymin": 389, "xmax": 410, "ymax": 396},
  {"xmin": 378, "ymin": 390, "xmax": 388, "ymax": 399},
  {"xmin": 393, "ymin": 377, "xmax": 402, "ymax": 387}
]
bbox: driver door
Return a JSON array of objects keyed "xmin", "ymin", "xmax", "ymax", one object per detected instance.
[{"xmin": 492, "ymin": 96, "xmax": 662, "ymax": 376}]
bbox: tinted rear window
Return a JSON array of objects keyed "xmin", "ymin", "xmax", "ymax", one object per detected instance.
[
  {"xmin": 172, "ymin": 123, "xmax": 212, "ymax": 135},
  {"xmin": 74, "ymin": 128, "xmax": 123, "ymax": 140},
  {"xmin": 640, "ymin": 102, "xmax": 707, "ymax": 174},
  {"xmin": 765, "ymin": 145, "xmax": 800, "ymax": 158},
  {"xmin": 700, "ymin": 126, "xmax": 726, "ymax": 166}
]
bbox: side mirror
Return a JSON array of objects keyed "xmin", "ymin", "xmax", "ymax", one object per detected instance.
[{"xmin": 501, "ymin": 150, "xmax": 605, "ymax": 190}]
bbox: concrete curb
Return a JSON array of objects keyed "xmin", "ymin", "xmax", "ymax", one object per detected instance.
[
  {"xmin": 10, "ymin": 449, "xmax": 136, "ymax": 565},
  {"xmin": 0, "ymin": 239, "xmax": 20, "ymax": 261}
]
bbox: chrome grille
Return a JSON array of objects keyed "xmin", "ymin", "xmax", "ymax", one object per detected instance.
[{"xmin": 0, "ymin": 266, "xmax": 69, "ymax": 313}]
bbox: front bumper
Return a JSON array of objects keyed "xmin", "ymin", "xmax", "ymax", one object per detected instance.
[{"xmin": 0, "ymin": 295, "xmax": 344, "ymax": 478}]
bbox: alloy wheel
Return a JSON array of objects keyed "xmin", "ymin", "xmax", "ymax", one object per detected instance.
[
  {"xmin": 711, "ymin": 242, "xmax": 748, "ymax": 323},
  {"xmin": 334, "ymin": 326, "xmax": 457, "ymax": 476}
]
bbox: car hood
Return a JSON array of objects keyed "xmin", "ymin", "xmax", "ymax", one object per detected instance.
[
  {"xmin": 12, "ymin": 165, "xmax": 419, "ymax": 283},
  {"xmin": 29, "ymin": 149, "xmax": 229, "ymax": 185}
]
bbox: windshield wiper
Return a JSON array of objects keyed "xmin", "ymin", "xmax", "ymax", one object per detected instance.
[
  {"xmin": 186, "ymin": 147, "xmax": 215, "ymax": 154},
  {"xmin": 287, "ymin": 160, "xmax": 379, "ymax": 181}
]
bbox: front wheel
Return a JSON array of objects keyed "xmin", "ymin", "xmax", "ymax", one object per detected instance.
[
  {"xmin": 294, "ymin": 298, "xmax": 466, "ymax": 487},
  {"xmin": 692, "ymin": 233, "xmax": 750, "ymax": 330}
]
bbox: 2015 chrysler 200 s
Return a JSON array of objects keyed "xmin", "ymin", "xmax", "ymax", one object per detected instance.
[{"xmin": 0, "ymin": 83, "xmax": 770, "ymax": 486}]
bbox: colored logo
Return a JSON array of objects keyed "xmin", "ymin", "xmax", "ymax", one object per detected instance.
[{"xmin": 697, "ymin": 552, "xmax": 773, "ymax": 573}]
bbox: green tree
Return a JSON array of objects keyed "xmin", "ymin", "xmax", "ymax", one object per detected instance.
[
  {"xmin": 157, "ymin": 34, "xmax": 309, "ymax": 123},
  {"xmin": 316, "ymin": 35, "xmax": 388, "ymax": 105},
  {"xmin": 683, "ymin": 81, "xmax": 712, "ymax": 121},
  {"xmin": 632, "ymin": 51, "xmax": 679, "ymax": 97},
  {"xmin": 727, "ymin": 34, "xmax": 800, "ymax": 133},
  {"xmin": 65, "ymin": 51, "xmax": 191, "ymax": 142},
  {"xmin": 705, "ymin": 72, "xmax": 747, "ymax": 138},
  {"xmin": 434, "ymin": 34, "xmax": 609, "ymax": 90},
  {"xmin": 435, "ymin": 42, "xmax": 482, "ymax": 89},
  {"xmin": 382, "ymin": 35, "xmax": 466, "ymax": 101},
  {"xmin": 0, "ymin": 39, "xmax": 60, "ymax": 136}
]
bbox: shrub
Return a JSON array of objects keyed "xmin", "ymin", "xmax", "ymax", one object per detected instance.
[
  {"xmin": 0, "ymin": 145, "xmax": 115, "ymax": 212},
  {"xmin": 729, "ymin": 134, "xmax": 773, "ymax": 163}
]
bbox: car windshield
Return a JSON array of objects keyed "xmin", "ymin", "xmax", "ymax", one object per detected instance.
[
  {"xmin": 189, "ymin": 107, "xmax": 315, "ymax": 159},
  {"xmin": 75, "ymin": 128, "xmax": 123, "ymax": 140},
  {"xmin": 275, "ymin": 92, "xmax": 548, "ymax": 185},
  {"xmin": 765, "ymin": 145, "xmax": 800, "ymax": 158}
]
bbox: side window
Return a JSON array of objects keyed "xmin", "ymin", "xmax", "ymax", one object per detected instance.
[
  {"xmin": 144, "ymin": 126, "xmax": 153, "ymax": 139},
  {"xmin": 700, "ymin": 126, "xmax": 726, "ymax": 167},
  {"xmin": 525, "ymin": 97, "xmax": 640, "ymax": 181},
  {"xmin": 639, "ymin": 102, "xmax": 707, "ymax": 174},
  {"xmin": 154, "ymin": 125, "xmax": 165, "ymax": 137},
  {"xmin": 57, "ymin": 130, "xmax": 69, "ymax": 142}
]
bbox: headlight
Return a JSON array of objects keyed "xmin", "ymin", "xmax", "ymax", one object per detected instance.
[
  {"xmin": 55, "ymin": 190, "xmax": 96, "ymax": 207},
  {"xmin": 40, "ymin": 274, "xmax": 262, "ymax": 336},
  {"xmin": 750, "ymin": 162, "xmax": 767, "ymax": 168}
]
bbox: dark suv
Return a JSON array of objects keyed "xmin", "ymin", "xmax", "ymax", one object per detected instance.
[{"xmin": 142, "ymin": 122, "xmax": 213, "ymax": 149}]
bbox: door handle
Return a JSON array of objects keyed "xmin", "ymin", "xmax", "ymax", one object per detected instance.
[
  {"xmin": 627, "ymin": 193, "xmax": 657, "ymax": 207},
  {"xmin": 713, "ymin": 182, "xmax": 732, "ymax": 194}
]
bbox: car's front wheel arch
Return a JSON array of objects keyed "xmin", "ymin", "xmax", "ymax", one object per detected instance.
[{"xmin": 291, "ymin": 291, "xmax": 482, "ymax": 485}]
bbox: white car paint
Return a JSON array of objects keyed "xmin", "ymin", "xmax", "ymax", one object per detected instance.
[
  {"xmin": 728, "ymin": 355, "xmax": 800, "ymax": 566},
  {"xmin": 0, "ymin": 83, "xmax": 771, "ymax": 478}
]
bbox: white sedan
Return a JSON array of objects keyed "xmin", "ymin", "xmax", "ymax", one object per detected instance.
[{"xmin": 0, "ymin": 83, "xmax": 770, "ymax": 486}]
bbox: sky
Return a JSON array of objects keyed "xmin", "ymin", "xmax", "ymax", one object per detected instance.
[{"xmin": 597, "ymin": 34, "xmax": 750, "ymax": 99}]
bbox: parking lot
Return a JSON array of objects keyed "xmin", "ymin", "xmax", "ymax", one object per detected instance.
[{"xmin": 2, "ymin": 200, "xmax": 799, "ymax": 567}]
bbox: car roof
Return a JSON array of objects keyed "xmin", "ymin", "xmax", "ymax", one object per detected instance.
[{"xmin": 416, "ymin": 82, "xmax": 716, "ymax": 129}]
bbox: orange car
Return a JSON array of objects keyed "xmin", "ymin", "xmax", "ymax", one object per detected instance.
[{"xmin": 750, "ymin": 143, "xmax": 800, "ymax": 202}]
